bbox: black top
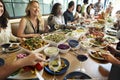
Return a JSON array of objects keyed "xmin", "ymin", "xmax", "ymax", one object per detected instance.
[{"xmin": 63, "ymin": 9, "xmax": 74, "ymax": 24}]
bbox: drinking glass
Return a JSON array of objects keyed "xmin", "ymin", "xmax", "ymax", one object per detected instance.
[{"xmin": 49, "ymin": 55, "xmax": 61, "ymax": 80}]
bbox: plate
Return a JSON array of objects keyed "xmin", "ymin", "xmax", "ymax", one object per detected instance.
[
  {"xmin": 64, "ymin": 71, "xmax": 91, "ymax": 80},
  {"xmin": 90, "ymin": 39, "xmax": 108, "ymax": 48},
  {"xmin": 106, "ymin": 30, "xmax": 117, "ymax": 36},
  {"xmin": 20, "ymin": 37, "xmax": 49, "ymax": 53},
  {"xmin": 44, "ymin": 58, "xmax": 69, "ymax": 75},
  {"xmin": 88, "ymin": 50, "xmax": 109, "ymax": 61},
  {"xmin": 21, "ymin": 43, "xmax": 49, "ymax": 53},
  {"xmin": 8, "ymin": 69, "xmax": 44, "ymax": 80},
  {"xmin": 104, "ymin": 35, "xmax": 119, "ymax": 43},
  {"xmin": 43, "ymin": 33, "xmax": 67, "ymax": 46},
  {"xmin": 0, "ymin": 43, "xmax": 21, "ymax": 53}
]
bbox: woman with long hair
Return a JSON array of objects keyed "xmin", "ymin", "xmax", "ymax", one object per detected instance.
[
  {"xmin": 17, "ymin": 1, "xmax": 49, "ymax": 38},
  {"xmin": 0, "ymin": 0, "xmax": 18, "ymax": 44},
  {"xmin": 74, "ymin": 4, "xmax": 82, "ymax": 19}
]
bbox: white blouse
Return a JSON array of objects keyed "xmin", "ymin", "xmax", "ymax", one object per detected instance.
[
  {"xmin": 0, "ymin": 22, "xmax": 17, "ymax": 44},
  {"xmin": 53, "ymin": 16, "xmax": 65, "ymax": 25}
]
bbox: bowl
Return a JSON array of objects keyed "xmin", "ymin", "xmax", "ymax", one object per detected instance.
[
  {"xmin": 1, "ymin": 43, "xmax": 11, "ymax": 48},
  {"xmin": 44, "ymin": 47, "xmax": 59, "ymax": 57},
  {"xmin": 58, "ymin": 44, "xmax": 70, "ymax": 53},
  {"xmin": 68, "ymin": 40, "xmax": 80, "ymax": 50}
]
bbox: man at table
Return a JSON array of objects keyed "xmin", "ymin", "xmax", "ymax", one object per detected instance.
[
  {"xmin": 0, "ymin": 53, "xmax": 46, "ymax": 80},
  {"xmin": 94, "ymin": 0, "xmax": 103, "ymax": 15},
  {"xmin": 63, "ymin": 1, "xmax": 78, "ymax": 25}
]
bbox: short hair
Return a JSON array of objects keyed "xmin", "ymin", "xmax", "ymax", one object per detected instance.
[
  {"xmin": 51, "ymin": 3, "xmax": 61, "ymax": 16},
  {"xmin": 83, "ymin": 0, "xmax": 88, "ymax": 4},
  {"xmin": 68, "ymin": 1, "xmax": 74, "ymax": 9}
]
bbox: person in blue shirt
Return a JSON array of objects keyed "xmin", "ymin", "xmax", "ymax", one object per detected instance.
[{"xmin": 63, "ymin": 1, "xmax": 78, "ymax": 25}]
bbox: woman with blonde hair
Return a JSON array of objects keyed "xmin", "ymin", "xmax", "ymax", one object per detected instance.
[{"xmin": 17, "ymin": 1, "xmax": 49, "ymax": 38}]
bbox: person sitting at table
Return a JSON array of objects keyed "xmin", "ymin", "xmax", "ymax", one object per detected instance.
[
  {"xmin": 17, "ymin": 1, "xmax": 50, "ymax": 38},
  {"xmin": 105, "ymin": 2, "xmax": 113, "ymax": 17},
  {"xmin": 81, "ymin": 0, "xmax": 89, "ymax": 18},
  {"xmin": 0, "ymin": 0, "xmax": 19, "ymax": 44},
  {"xmin": 0, "ymin": 53, "xmax": 46, "ymax": 80},
  {"xmin": 113, "ymin": 10, "xmax": 120, "ymax": 30},
  {"xmin": 48, "ymin": 3, "xmax": 76, "ymax": 31},
  {"xmin": 94, "ymin": 0, "xmax": 103, "ymax": 16},
  {"xmin": 47, "ymin": 3, "xmax": 65, "ymax": 30},
  {"xmin": 99, "ymin": 46, "xmax": 120, "ymax": 80},
  {"xmin": 74, "ymin": 4, "xmax": 82, "ymax": 20},
  {"xmin": 86, "ymin": 3, "xmax": 95, "ymax": 19},
  {"xmin": 63, "ymin": 1, "xmax": 78, "ymax": 25}
]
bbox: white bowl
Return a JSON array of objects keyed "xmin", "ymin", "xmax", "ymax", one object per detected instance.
[
  {"xmin": 58, "ymin": 44, "xmax": 70, "ymax": 54},
  {"xmin": 44, "ymin": 47, "xmax": 59, "ymax": 57}
]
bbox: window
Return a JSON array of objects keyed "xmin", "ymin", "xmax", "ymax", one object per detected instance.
[
  {"xmin": 3, "ymin": 0, "xmax": 52, "ymax": 18},
  {"xmin": 3, "ymin": 0, "xmax": 116, "ymax": 18}
]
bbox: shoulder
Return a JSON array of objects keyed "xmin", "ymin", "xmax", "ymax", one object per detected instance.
[
  {"xmin": 20, "ymin": 17, "xmax": 28, "ymax": 23},
  {"xmin": 48, "ymin": 14, "xmax": 54, "ymax": 21},
  {"xmin": 63, "ymin": 10, "xmax": 68, "ymax": 15}
]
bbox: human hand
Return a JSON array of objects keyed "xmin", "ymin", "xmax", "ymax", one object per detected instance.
[
  {"xmin": 106, "ymin": 46, "xmax": 118, "ymax": 55},
  {"xmin": 102, "ymin": 53, "xmax": 120, "ymax": 64},
  {"xmin": 19, "ymin": 53, "xmax": 46, "ymax": 67}
]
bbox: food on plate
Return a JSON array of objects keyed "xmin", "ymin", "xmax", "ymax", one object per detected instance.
[
  {"xmin": 106, "ymin": 30, "xmax": 117, "ymax": 36},
  {"xmin": 17, "ymin": 54, "xmax": 43, "ymax": 74},
  {"xmin": 90, "ymin": 50, "xmax": 109, "ymax": 60},
  {"xmin": 44, "ymin": 34, "xmax": 65, "ymax": 43},
  {"xmin": 20, "ymin": 37, "xmax": 48, "ymax": 51},
  {"xmin": 104, "ymin": 37, "xmax": 115, "ymax": 43},
  {"xmin": 86, "ymin": 31, "xmax": 104, "ymax": 38},
  {"xmin": 8, "ymin": 44, "xmax": 19, "ymax": 50},
  {"xmin": 97, "ymin": 19, "xmax": 105, "ymax": 24},
  {"xmin": 44, "ymin": 47, "xmax": 59, "ymax": 57},
  {"xmin": 90, "ymin": 38, "xmax": 108, "ymax": 47},
  {"xmin": 62, "ymin": 29, "xmax": 72, "ymax": 34},
  {"xmin": 49, "ymin": 58, "xmax": 66, "ymax": 72}
]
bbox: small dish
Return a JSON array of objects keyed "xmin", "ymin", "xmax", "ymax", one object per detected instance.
[
  {"xmin": 58, "ymin": 44, "xmax": 70, "ymax": 53},
  {"xmin": 68, "ymin": 40, "xmax": 80, "ymax": 50},
  {"xmin": 44, "ymin": 47, "xmax": 59, "ymax": 57}
]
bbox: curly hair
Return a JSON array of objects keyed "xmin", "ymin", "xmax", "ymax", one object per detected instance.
[{"xmin": 0, "ymin": 0, "xmax": 9, "ymax": 29}]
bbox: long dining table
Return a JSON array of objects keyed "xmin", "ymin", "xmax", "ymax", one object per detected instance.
[
  {"xmin": 0, "ymin": 46, "xmax": 112, "ymax": 80},
  {"xmin": 0, "ymin": 18, "xmax": 117, "ymax": 80}
]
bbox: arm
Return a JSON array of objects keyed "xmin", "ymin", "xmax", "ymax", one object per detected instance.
[
  {"xmin": 17, "ymin": 18, "xmax": 39, "ymax": 38},
  {"xmin": 102, "ymin": 53, "xmax": 120, "ymax": 65},
  {"xmin": 63, "ymin": 12, "xmax": 68, "ymax": 24},
  {"xmin": 0, "ymin": 53, "xmax": 45, "ymax": 79}
]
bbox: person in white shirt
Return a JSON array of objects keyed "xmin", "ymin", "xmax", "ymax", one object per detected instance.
[
  {"xmin": 0, "ymin": 0, "xmax": 18, "ymax": 44},
  {"xmin": 48, "ymin": 3, "xmax": 65, "ymax": 27},
  {"xmin": 74, "ymin": 4, "xmax": 82, "ymax": 19}
]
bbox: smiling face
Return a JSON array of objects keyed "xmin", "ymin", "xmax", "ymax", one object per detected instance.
[
  {"xmin": 0, "ymin": 2, "xmax": 4, "ymax": 17},
  {"xmin": 29, "ymin": 2, "xmax": 40, "ymax": 17}
]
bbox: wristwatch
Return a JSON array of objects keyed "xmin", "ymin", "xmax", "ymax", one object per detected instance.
[{"xmin": 0, "ymin": 58, "xmax": 4, "ymax": 66}]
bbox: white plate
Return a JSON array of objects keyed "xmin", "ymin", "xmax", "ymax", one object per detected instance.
[
  {"xmin": 42, "ymin": 35, "xmax": 67, "ymax": 47},
  {"xmin": 8, "ymin": 69, "xmax": 44, "ymax": 80},
  {"xmin": 21, "ymin": 43, "xmax": 50, "ymax": 53}
]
